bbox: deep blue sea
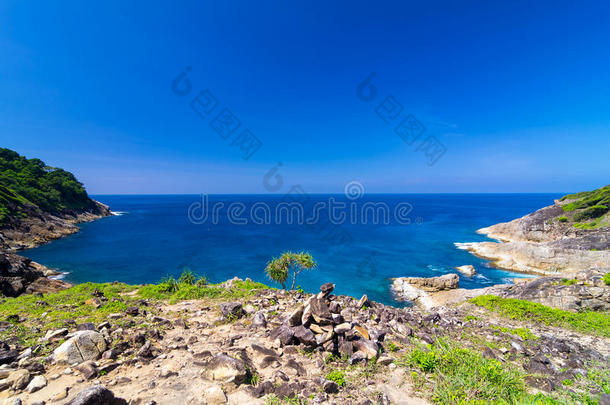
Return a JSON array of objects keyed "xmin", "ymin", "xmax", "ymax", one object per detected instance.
[{"xmin": 23, "ymin": 194, "xmax": 561, "ymax": 306}]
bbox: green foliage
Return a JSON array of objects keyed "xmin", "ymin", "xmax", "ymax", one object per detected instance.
[
  {"xmin": 0, "ymin": 148, "xmax": 95, "ymax": 224},
  {"xmin": 178, "ymin": 268, "xmax": 197, "ymax": 285},
  {"xmin": 559, "ymin": 278, "xmax": 577, "ymax": 286},
  {"xmin": 138, "ymin": 277, "xmax": 269, "ymax": 302},
  {"xmin": 560, "ymin": 185, "xmax": 610, "ymax": 217},
  {"xmin": 265, "ymin": 251, "xmax": 317, "ymax": 290},
  {"xmin": 573, "ymin": 205, "xmax": 609, "ymax": 221},
  {"xmin": 603, "ymin": 273, "xmax": 610, "ymax": 286},
  {"xmin": 325, "ymin": 369, "xmax": 346, "ymax": 387},
  {"xmin": 557, "ymin": 216, "xmax": 568, "ymax": 223},
  {"xmin": 469, "ymin": 295, "xmax": 610, "ymax": 337},
  {"xmin": 397, "ymin": 339, "xmax": 525, "ymax": 404}
]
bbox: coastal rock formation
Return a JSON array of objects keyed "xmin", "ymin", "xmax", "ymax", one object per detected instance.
[
  {"xmin": 0, "ymin": 252, "xmax": 69, "ymax": 297},
  {"xmin": 0, "ymin": 199, "xmax": 110, "ymax": 251},
  {"xmin": 458, "ymin": 185, "xmax": 610, "ymax": 275},
  {"xmin": 391, "ymin": 274, "xmax": 459, "ymax": 308}
]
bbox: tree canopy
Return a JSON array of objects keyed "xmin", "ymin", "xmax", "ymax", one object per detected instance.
[
  {"xmin": 265, "ymin": 251, "xmax": 318, "ymax": 290},
  {"xmin": 0, "ymin": 147, "xmax": 95, "ymax": 224}
]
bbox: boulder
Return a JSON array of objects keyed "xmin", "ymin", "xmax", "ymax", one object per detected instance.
[
  {"xmin": 353, "ymin": 339, "xmax": 379, "ymax": 359},
  {"xmin": 220, "ymin": 302, "xmax": 244, "ymax": 319},
  {"xmin": 26, "ymin": 375, "xmax": 47, "ymax": 393},
  {"xmin": 51, "ymin": 331, "xmax": 107, "ymax": 364},
  {"xmin": 319, "ymin": 283, "xmax": 335, "ymax": 296},
  {"xmin": 6, "ymin": 369, "xmax": 30, "ymax": 390},
  {"xmin": 66, "ymin": 385, "xmax": 126, "ymax": 405},
  {"xmin": 251, "ymin": 312, "xmax": 267, "ymax": 328},
  {"xmin": 310, "ymin": 298, "xmax": 332, "ymax": 324},
  {"xmin": 270, "ymin": 326, "xmax": 295, "ymax": 346},
  {"xmin": 292, "ymin": 326, "xmax": 316, "ymax": 346},
  {"xmin": 285, "ymin": 305, "xmax": 304, "ymax": 327},
  {"xmin": 204, "ymin": 354, "xmax": 247, "ymax": 384}
]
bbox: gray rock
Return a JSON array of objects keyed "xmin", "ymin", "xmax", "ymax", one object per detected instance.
[
  {"xmin": 292, "ymin": 325, "xmax": 316, "ymax": 346},
  {"xmin": 310, "ymin": 298, "xmax": 332, "ymax": 324},
  {"xmin": 66, "ymin": 385, "xmax": 126, "ymax": 405},
  {"xmin": 76, "ymin": 361, "xmax": 98, "ymax": 380},
  {"xmin": 285, "ymin": 305, "xmax": 304, "ymax": 327},
  {"xmin": 323, "ymin": 380, "xmax": 339, "ymax": 393},
  {"xmin": 270, "ymin": 325, "xmax": 295, "ymax": 346},
  {"xmin": 26, "ymin": 375, "xmax": 47, "ymax": 393},
  {"xmin": 204, "ymin": 354, "xmax": 247, "ymax": 384},
  {"xmin": 353, "ymin": 338, "xmax": 378, "ymax": 359},
  {"xmin": 319, "ymin": 283, "xmax": 335, "ymax": 296},
  {"xmin": 51, "ymin": 331, "xmax": 106, "ymax": 364},
  {"xmin": 7, "ymin": 369, "xmax": 30, "ymax": 390},
  {"xmin": 220, "ymin": 302, "xmax": 244, "ymax": 319}
]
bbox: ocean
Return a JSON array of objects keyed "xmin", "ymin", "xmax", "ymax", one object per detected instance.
[{"xmin": 23, "ymin": 193, "xmax": 561, "ymax": 305}]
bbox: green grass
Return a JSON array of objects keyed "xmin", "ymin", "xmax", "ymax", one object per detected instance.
[
  {"xmin": 0, "ymin": 282, "xmax": 138, "ymax": 347},
  {"xmin": 557, "ymin": 216, "xmax": 569, "ymax": 223},
  {"xmin": 396, "ymin": 339, "xmax": 526, "ymax": 404},
  {"xmin": 137, "ymin": 275, "xmax": 269, "ymax": 302},
  {"xmin": 325, "ymin": 369, "xmax": 346, "ymax": 387},
  {"xmin": 603, "ymin": 273, "xmax": 610, "ymax": 286},
  {"xmin": 490, "ymin": 325, "xmax": 538, "ymax": 341},
  {"xmin": 469, "ymin": 295, "xmax": 610, "ymax": 337}
]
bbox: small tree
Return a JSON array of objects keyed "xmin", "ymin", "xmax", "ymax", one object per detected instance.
[{"xmin": 265, "ymin": 251, "xmax": 317, "ymax": 290}]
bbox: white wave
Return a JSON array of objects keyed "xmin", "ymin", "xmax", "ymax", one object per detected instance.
[
  {"xmin": 49, "ymin": 271, "xmax": 69, "ymax": 280},
  {"xmin": 111, "ymin": 211, "xmax": 127, "ymax": 216},
  {"xmin": 454, "ymin": 242, "xmax": 476, "ymax": 250}
]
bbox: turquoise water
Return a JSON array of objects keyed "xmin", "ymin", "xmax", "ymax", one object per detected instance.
[{"xmin": 23, "ymin": 194, "xmax": 560, "ymax": 305}]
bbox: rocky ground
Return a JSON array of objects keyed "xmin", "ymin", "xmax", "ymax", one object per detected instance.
[{"xmin": 0, "ymin": 276, "xmax": 608, "ymax": 405}]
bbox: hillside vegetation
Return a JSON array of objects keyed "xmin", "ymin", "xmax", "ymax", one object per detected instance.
[
  {"xmin": 557, "ymin": 184, "xmax": 610, "ymax": 229},
  {"xmin": 0, "ymin": 148, "xmax": 96, "ymax": 225}
]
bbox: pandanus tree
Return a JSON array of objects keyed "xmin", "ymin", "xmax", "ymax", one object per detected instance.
[{"xmin": 265, "ymin": 251, "xmax": 317, "ymax": 290}]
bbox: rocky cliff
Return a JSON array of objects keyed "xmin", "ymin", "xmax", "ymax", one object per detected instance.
[
  {"xmin": 458, "ymin": 185, "xmax": 610, "ymax": 275},
  {"xmin": 0, "ymin": 147, "xmax": 111, "ymax": 296}
]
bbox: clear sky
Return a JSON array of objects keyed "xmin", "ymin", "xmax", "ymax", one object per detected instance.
[{"xmin": 1, "ymin": 0, "xmax": 609, "ymax": 194}]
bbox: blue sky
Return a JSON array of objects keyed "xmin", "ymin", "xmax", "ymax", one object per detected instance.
[{"xmin": 1, "ymin": 0, "xmax": 609, "ymax": 194}]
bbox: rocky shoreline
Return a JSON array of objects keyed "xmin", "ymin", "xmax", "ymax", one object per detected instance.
[
  {"xmin": 0, "ymin": 200, "xmax": 111, "ymax": 297},
  {"xmin": 0, "ymin": 200, "xmax": 111, "ymax": 251},
  {"xmin": 457, "ymin": 200, "xmax": 610, "ymax": 276}
]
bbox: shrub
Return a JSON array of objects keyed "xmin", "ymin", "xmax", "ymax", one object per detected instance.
[
  {"xmin": 603, "ymin": 273, "xmax": 610, "ymax": 286},
  {"xmin": 178, "ymin": 269, "xmax": 197, "ymax": 285},
  {"xmin": 557, "ymin": 216, "xmax": 568, "ymax": 223}
]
